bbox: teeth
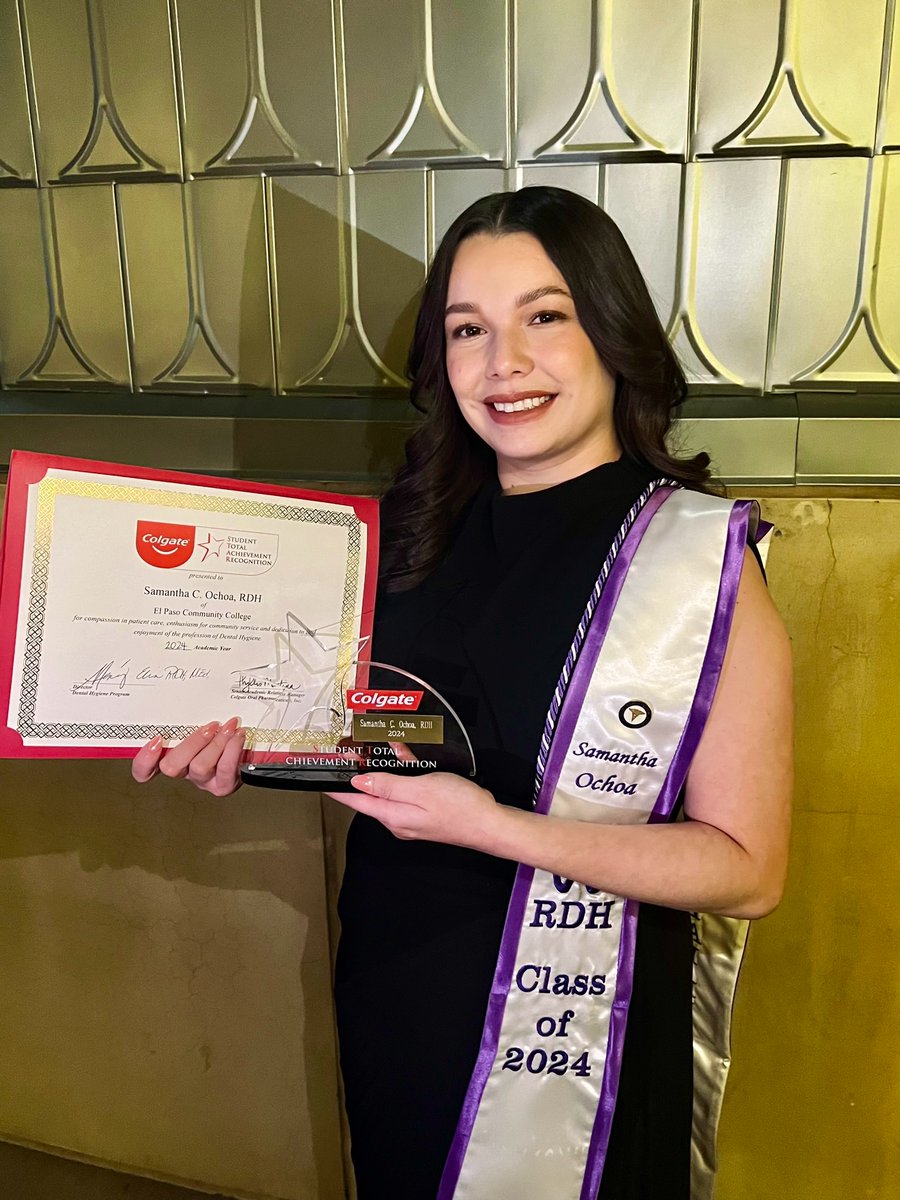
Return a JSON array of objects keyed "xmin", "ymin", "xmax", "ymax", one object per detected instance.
[{"xmin": 493, "ymin": 395, "xmax": 553, "ymax": 413}]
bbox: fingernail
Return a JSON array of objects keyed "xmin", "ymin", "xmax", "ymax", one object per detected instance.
[
  {"xmin": 354, "ymin": 775, "xmax": 374, "ymax": 790},
  {"xmin": 222, "ymin": 716, "xmax": 239, "ymax": 734},
  {"xmin": 202, "ymin": 721, "xmax": 220, "ymax": 738},
  {"xmin": 143, "ymin": 734, "xmax": 163, "ymax": 751}
]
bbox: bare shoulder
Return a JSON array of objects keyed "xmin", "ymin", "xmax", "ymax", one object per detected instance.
[{"xmin": 684, "ymin": 545, "xmax": 793, "ymax": 915}]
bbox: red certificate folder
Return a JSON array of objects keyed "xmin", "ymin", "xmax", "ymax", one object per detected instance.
[{"xmin": 0, "ymin": 451, "xmax": 378, "ymax": 760}]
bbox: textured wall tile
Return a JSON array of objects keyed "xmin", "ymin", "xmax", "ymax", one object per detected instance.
[
  {"xmin": 769, "ymin": 155, "xmax": 900, "ymax": 387},
  {"xmin": 271, "ymin": 174, "xmax": 424, "ymax": 392},
  {"xmin": 118, "ymin": 179, "xmax": 274, "ymax": 391},
  {"xmin": 519, "ymin": 163, "xmax": 603, "ymax": 204},
  {"xmin": 609, "ymin": 160, "xmax": 779, "ymax": 388},
  {"xmin": 23, "ymin": 0, "xmax": 181, "ymax": 184},
  {"xmin": 344, "ymin": 0, "xmax": 507, "ymax": 168},
  {"xmin": 695, "ymin": 0, "xmax": 888, "ymax": 156},
  {"xmin": 0, "ymin": 184, "xmax": 129, "ymax": 387},
  {"xmin": 0, "ymin": 189, "xmax": 47, "ymax": 384},
  {"xmin": 602, "ymin": 161, "xmax": 683, "ymax": 326},
  {"xmin": 353, "ymin": 171, "xmax": 428, "ymax": 382},
  {"xmin": 430, "ymin": 167, "xmax": 509, "ymax": 244},
  {"xmin": 879, "ymin": 2, "xmax": 900, "ymax": 151},
  {"xmin": 268, "ymin": 176, "xmax": 344, "ymax": 390},
  {"xmin": 0, "ymin": 2, "xmax": 37, "ymax": 184},
  {"xmin": 177, "ymin": 0, "xmax": 338, "ymax": 176},
  {"xmin": 516, "ymin": 0, "xmax": 692, "ymax": 161}
]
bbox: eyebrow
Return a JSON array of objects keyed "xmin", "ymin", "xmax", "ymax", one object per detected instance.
[{"xmin": 444, "ymin": 284, "xmax": 572, "ymax": 317}]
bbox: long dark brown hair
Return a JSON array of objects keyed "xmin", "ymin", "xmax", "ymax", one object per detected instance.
[{"xmin": 380, "ymin": 186, "xmax": 711, "ymax": 591}]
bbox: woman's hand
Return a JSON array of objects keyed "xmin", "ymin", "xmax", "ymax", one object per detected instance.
[
  {"xmin": 131, "ymin": 717, "xmax": 246, "ymax": 797},
  {"xmin": 326, "ymin": 768, "xmax": 501, "ymax": 848}
]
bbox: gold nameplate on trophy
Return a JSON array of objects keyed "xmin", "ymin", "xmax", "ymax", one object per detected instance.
[{"xmin": 352, "ymin": 715, "xmax": 445, "ymax": 743}]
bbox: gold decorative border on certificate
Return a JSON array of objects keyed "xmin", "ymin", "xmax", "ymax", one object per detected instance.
[{"xmin": 17, "ymin": 477, "xmax": 361, "ymax": 746}]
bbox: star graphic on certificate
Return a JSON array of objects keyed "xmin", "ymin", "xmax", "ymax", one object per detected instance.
[{"xmin": 197, "ymin": 533, "xmax": 225, "ymax": 562}]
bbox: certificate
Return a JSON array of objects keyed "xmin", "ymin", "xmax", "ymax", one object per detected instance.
[{"xmin": 0, "ymin": 452, "xmax": 378, "ymax": 760}]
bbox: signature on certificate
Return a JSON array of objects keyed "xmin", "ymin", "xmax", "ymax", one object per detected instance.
[
  {"xmin": 74, "ymin": 661, "xmax": 211, "ymax": 691},
  {"xmin": 232, "ymin": 673, "xmax": 305, "ymax": 695}
]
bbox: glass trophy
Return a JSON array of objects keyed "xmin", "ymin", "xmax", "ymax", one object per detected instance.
[{"xmin": 236, "ymin": 613, "xmax": 475, "ymax": 791}]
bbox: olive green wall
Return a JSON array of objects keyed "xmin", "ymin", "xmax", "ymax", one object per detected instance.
[
  {"xmin": 0, "ymin": 707, "xmax": 347, "ymax": 1199},
  {"xmin": 716, "ymin": 496, "xmax": 900, "ymax": 1198}
]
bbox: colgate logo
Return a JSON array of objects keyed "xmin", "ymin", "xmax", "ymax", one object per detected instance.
[
  {"xmin": 136, "ymin": 521, "xmax": 196, "ymax": 569},
  {"xmin": 347, "ymin": 689, "xmax": 424, "ymax": 711}
]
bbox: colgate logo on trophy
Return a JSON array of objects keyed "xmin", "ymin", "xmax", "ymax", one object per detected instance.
[
  {"xmin": 136, "ymin": 521, "xmax": 196, "ymax": 569},
  {"xmin": 346, "ymin": 689, "xmax": 425, "ymax": 712}
]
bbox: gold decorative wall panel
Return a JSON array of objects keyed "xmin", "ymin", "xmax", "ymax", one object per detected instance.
[
  {"xmin": 118, "ymin": 179, "xmax": 274, "ymax": 391},
  {"xmin": 518, "ymin": 162, "xmax": 603, "ymax": 202},
  {"xmin": 673, "ymin": 160, "xmax": 780, "ymax": 388},
  {"xmin": 23, "ymin": 0, "xmax": 181, "ymax": 184},
  {"xmin": 431, "ymin": 166, "xmax": 510, "ymax": 242},
  {"xmin": 881, "ymin": 3, "xmax": 900, "ymax": 150},
  {"xmin": 177, "ymin": 0, "xmax": 339, "ymax": 177},
  {"xmin": 271, "ymin": 171, "xmax": 431, "ymax": 393},
  {"xmin": 0, "ymin": 2, "xmax": 37, "ymax": 184},
  {"xmin": 1, "ymin": 0, "xmax": 899, "ymax": 481},
  {"xmin": 694, "ymin": 0, "xmax": 888, "ymax": 156},
  {"xmin": 0, "ymin": 184, "xmax": 129, "ymax": 388},
  {"xmin": 516, "ymin": 0, "xmax": 693, "ymax": 162},
  {"xmin": 769, "ymin": 155, "xmax": 900, "ymax": 388},
  {"xmin": 343, "ymin": 0, "xmax": 508, "ymax": 168}
]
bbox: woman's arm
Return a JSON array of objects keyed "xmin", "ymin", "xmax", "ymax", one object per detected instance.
[{"xmin": 331, "ymin": 548, "xmax": 793, "ymax": 919}]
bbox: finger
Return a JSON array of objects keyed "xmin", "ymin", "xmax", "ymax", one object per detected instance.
[
  {"xmin": 210, "ymin": 727, "xmax": 247, "ymax": 795},
  {"xmin": 324, "ymin": 786, "xmax": 394, "ymax": 820},
  {"xmin": 158, "ymin": 721, "xmax": 221, "ymax": 779},
  {"xmin": 132, "ymin": 734, "xmax": 164, "ymax": 783},
  {"xmin": 185, "ymin": 717, "xmax": 240, "ymax": 785},
  {"xmin": 350, "ymin": 771, "xmax": 414, "ymax": 803}
]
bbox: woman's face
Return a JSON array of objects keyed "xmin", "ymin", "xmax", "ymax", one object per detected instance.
[{"xmin": 444, "ymin": 232, "xmax": 620, "ymax": 491}]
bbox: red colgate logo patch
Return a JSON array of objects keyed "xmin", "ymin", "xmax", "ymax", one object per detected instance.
[
  {"xmin": 347, "ymin": 689, "xmax": 424, "ymax": 711},
  {"xmin": 136, "ymin": 521, "xmax": 196, "ymax": 569}
]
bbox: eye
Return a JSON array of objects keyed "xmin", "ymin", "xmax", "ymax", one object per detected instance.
[
  {"xmin": 530, "ymin": 310, "xmax": 566, "ymax": 326},
  {"xmin": 450, "ymin": 323, "xmax": 485, "ymax": 340}
]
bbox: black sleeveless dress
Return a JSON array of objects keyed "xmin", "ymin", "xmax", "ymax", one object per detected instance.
[{"xmin": 335, "ymin": 457, "xmax": 694, "ymax": 1199}]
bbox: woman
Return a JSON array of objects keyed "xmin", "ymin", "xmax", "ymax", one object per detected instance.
[{"xmin": 133, "ymin": 187, "xmax": 792, "ymax": 1199}]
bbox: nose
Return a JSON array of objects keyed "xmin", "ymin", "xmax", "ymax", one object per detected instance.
[{"xmin": 487, "ymin": 326, "xmax": 533, "ymax": 379}]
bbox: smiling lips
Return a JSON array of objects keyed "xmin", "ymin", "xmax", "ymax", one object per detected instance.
[{"xmin": 485, "ymin": 391, "xmax": 557, "ymax": 419}]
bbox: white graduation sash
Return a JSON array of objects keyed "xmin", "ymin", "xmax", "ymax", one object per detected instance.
[{"xmin": 438, "ymin": 483, "xmax": 756, "ymax": 1200}]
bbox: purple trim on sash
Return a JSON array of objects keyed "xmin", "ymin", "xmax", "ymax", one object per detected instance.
[
  {"xmin": 437, "ymin": 486, "xmax": 675, "ymax": 1200},
  {"xmin": 533, "ymin": 478, "xmax": 673, "ymax": 804},
  {"xmin": 436, "ymin": 862, "xmax": 537, "ymax": 1198},
  {"xmin": 756, "ymin": 518, "xmax": 773, "ymax": 542},
  {"xmin": 647, "ymin": 500, "xmax": 752, "ymax": 825},
  {"xmin": 575, "ymin": 500, "xmax": 753, "ymax": 1196},
  {"xmin": 580, "ymin": 897, "xmax": 638, "ymax": 1200},
  {"xmin": 535, "ymin": 485, "xmax": 674, "ymax": 817}
]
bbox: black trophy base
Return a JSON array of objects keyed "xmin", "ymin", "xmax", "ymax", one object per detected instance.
[{"xmin": 240, "ymin": 760, "xmax": 436, "ymax": 792}]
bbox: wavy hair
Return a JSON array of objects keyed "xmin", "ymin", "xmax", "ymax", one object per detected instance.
[{"xmin": 379, "ymin": 186, "xmax": 710, "ymax": 590}]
